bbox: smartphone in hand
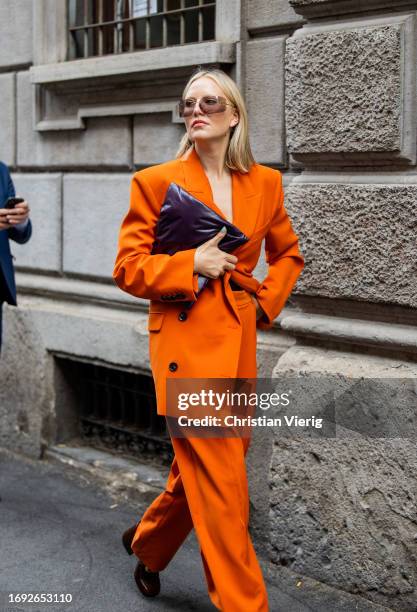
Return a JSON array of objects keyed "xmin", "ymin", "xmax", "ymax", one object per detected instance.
[{"xmin": 5, "ymin": 197, "xmax": 24, "ymax": 209}]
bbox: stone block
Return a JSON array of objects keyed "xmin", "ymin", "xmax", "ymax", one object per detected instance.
[
  {"xmin": 246, "ymin": 0, "xmax": 302, "ymax": 29},
  {"xmin": 10, "ymin": 173, "xmax": 62, "ymax": 273},
  {"xmin": 133, "ymin": 114, "xmax": 185, "ymax": 166},
  {"xmin": 63, "ymin": 174, "xmax": 131, "ymax": 278},
  {"xmin": 269, "ymin": 344, "xmax": 417, "ymax": 610},
  {"xmin": 0, "ymin": 0, "xmax": 32, "ymax": 68},
  {"xmin": 0, "ymin": 297, "xmax": 151, "ymax": 457},
  {"xmin": 0, "ymin": 73, "xmax": 15, "ymax": 165},
  {"xmin": 285, "ymin": 16, "xmax": 416, "ymax": 165},
  {"xmin": 0, "ymin": 303, "xmax": 47, "ymax": 458},
  {"xmin": 246, "ymin": 38, "xmax": 286, "ymax": 166},
  {"xmin": 285, "ymin": 181, "xmax": 417, "ymax": 308}
]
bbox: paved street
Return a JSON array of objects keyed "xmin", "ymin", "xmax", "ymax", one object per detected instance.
[{"xmin": 0, "ymin": 449, "xmax": 391, "ymax": 612}]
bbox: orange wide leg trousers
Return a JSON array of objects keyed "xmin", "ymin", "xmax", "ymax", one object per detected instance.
[{"xmin": 131, "ymin": 289, "xmax": 269, "ymax": 611}]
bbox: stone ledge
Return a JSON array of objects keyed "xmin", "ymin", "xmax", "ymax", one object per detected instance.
[
  {"xmin": 15, "ymin": 272, "xmax": 144, "ymax": 310},
  {"xmin": 15, "ymin": 272, "xmax": 301, "ymax": 336},
  {"xmin": 281, "ymin": 312, "xmax": 417, "ymax": 355},
  {"xmin": 45, "ymin": 444, "xmax": 166, "ymax": 507},
  {"xmin": 29, "ymin": 41, "xmax": 235, "ymax": 85},
  {"xmin": 289, "ymin": 0, "xmax": 417, "ymax": 18}
]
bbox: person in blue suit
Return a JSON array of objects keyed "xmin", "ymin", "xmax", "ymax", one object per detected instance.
[{"xmin": 0, "ymin": 161, "xmax": 32, "ymax": 353}]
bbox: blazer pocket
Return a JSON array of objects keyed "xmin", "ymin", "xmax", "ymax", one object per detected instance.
[{"xmin": 148, "ymin": 312, "xmax": 165, "ymax": 332}]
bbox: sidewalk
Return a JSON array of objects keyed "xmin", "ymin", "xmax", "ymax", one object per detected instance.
[{"xmin": 0, "ymin": 448, "xmax": 392, "ymax": 612}]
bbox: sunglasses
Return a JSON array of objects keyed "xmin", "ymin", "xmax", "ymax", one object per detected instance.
[{"xmin": 177, "ymin": 95, "xmax": 235, "ymax": 118}]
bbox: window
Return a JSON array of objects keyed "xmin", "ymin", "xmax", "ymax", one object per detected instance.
[
  {"xmin": 68, "ymin": 0, "xmax": 216, "ymax": 59},
  {"xmin": 55, "ymin": 357, "xmax": 174, "ymax": 466}
]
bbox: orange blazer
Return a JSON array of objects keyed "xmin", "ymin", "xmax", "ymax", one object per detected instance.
[{"xmin": 113, "ymin": 145, "xmax": 304, "ymax": 415}]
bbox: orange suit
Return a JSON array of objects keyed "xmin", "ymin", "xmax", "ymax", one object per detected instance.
[{"xmin": 113, "ymin": 145, "xmax": 304, "ymax": 611}]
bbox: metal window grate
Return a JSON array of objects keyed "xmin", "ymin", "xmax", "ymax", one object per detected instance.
[
  {"xmin": 68, "ymin": 0, "xmax": 216, "ymax": 59},
  {"xmin": 58, "ymin": 358, "xmax": 173, "ymax": 465}
]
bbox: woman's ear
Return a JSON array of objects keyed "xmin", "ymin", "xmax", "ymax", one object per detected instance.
[{"xmin": 231, "ymin": 111, "xmax": 240, "ymax": 128}]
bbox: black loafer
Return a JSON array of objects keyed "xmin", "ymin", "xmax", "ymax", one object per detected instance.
[
  {"xmin": 122, "ymin": 522, "xmax": 161, "ymax": 598},
  {"xmin": 134, "ymin": 560, "xmax": 161, "ymax": 598}
]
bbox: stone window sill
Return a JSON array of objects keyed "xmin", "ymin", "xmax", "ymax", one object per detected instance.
[{"xmin": 29, "ymin": 41, "xmax": 235, "ymax": 86}]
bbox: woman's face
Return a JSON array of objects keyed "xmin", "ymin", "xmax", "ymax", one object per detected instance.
[{"xmin": 183, "ymin": 77, "xmax": 239, "ymax": 143}]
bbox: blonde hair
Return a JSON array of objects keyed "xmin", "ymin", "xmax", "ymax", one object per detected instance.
[{"xmin": 175, "ymin": 67, "xmax": 256, "ymax": 173}]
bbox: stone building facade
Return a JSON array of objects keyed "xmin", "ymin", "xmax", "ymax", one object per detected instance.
[{"xmin": 0, "ymin": 1, "xmax": 416, "ymax": 608}]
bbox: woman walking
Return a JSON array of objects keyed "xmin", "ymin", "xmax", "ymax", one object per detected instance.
[{"xmin": 113, "ymin": 67, "xmax": 304, "ymax": 611}]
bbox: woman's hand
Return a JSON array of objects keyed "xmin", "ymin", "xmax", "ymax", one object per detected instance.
[{"xmin": 193, "ymin": 227, "xmax": 238, "ymax": 279}]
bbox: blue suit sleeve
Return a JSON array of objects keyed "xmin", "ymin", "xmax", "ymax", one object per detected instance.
[{"xmin": 8, "ymin": 218, "xmax": 32, "ymax": 244}]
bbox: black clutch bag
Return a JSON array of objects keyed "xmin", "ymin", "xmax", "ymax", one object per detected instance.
[{"xmin": 151, "ymin": 182, "xmax": 249, "ymax": 308}]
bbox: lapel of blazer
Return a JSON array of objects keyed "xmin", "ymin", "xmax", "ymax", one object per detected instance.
[{"xmin": 178, "ymin": 145, "xmax": 262, "ymax": 239}]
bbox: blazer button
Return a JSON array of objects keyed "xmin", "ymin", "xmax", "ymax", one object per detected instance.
[
  {"xmin": 169, "ymin": 362, "xmax": 178, "ymax": 372},
  {"xmin": 178, "ymin": 311, "xmax": 187, "ymax": 321}
]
